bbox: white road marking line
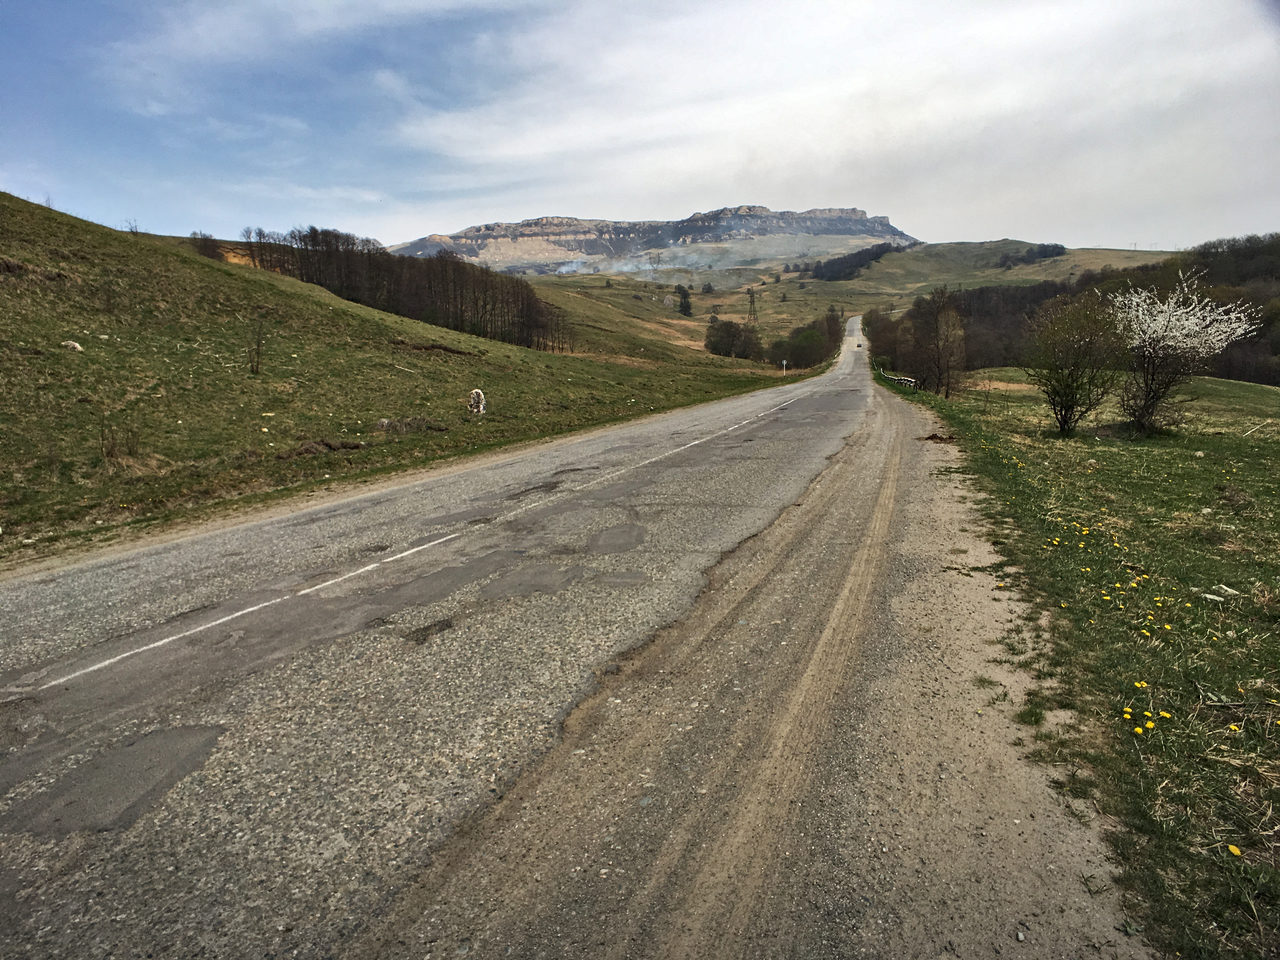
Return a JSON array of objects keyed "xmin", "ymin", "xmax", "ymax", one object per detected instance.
[
  {"xmin": 296, "ymin": 533, "xmax": 461, "ymax": 595},
  {"xmin": 38, "ymin": 597, "xmax": 288, "ymax": 690},
  {"xmin": 38, "ymin": 396, "xmax": 800, "ymax": 691},
  {"xmin": 40, "ymin": 533, "xmax": 462, "ymax": 690}
]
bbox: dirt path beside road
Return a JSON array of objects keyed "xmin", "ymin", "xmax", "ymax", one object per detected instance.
[{"xmin": 355, "ymin": 387, "xmax": 1153, "ymax": 959}]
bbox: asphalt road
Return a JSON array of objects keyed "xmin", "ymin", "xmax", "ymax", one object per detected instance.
[{"xmin": 1, "ymin": 332, "xmax": 879, "ymax": 957}]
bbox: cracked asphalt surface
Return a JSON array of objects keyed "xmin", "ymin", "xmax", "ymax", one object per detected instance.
[{"xmin": 0, "ymin": 336, "xmax": 1150, "ymax": 958}]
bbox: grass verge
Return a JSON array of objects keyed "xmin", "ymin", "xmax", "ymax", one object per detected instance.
[{"xmin": 884, "ymin": 367, "xmax": 1279, "ymax": 958}]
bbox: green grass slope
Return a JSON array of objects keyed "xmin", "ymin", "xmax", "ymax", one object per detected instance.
[{"xmin": 0, "ymin": 194, "xmax": 773, "ymax": 562}]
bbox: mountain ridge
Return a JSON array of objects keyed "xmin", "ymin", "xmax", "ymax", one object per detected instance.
[{"xmin": 389, "ymin": 204, "xmax": 917, "ymax": 274}]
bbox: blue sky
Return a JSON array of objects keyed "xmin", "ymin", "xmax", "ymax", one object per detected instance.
[{"xmin": 3, "ymin": 0, "xmax": 1278, "ymax": 249}]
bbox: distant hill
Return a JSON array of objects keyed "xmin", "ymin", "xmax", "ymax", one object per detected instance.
[{"xmin": 388, "ymin": 205, "xmax": 917, "ymax": 274}]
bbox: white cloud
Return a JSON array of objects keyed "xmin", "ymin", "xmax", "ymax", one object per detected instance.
[{"xmin": 370, "ymin": 0, "xmax": 1280, "ymax": 244}]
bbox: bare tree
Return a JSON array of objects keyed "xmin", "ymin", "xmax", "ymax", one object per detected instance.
[{"xmin": 1024, "ymin": 291, "xmax": 1124, "ymax": 434}]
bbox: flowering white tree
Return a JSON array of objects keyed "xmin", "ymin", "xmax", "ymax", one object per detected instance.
[{"xmin": 1110, "ymin": 272, "xmax": 1260, "ymax": 431}]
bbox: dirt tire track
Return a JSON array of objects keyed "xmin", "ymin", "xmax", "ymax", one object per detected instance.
[{"xmin": 656, "ymin": 418, "xmax": 902, "ymax": 958}]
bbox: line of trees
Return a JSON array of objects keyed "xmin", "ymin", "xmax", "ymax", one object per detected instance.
[
  {"xmin": 864, "ymin": 233, "xmax": 1280, "ymax": 390},
  {"xmin": 766, "ymin": 305, "xmax": 845, "ymax": 368},
  {"xmin": 997, "ymin": 243, "xmax": 1066, "ymax": 269},
  {"xmin": 235, "ymin": 225, "xmax": 566, "ymax": 351},
  {"xmin": 810, "ymin": 242, "xmax": 906, "ymax": 281},
  {"xmin": 867, "ymin": 274, "xmax": 1261, "ymax": 433},
  {"xmin": 863, "ymin": 289, "xmax": 967, "ymax": 397},
  {"xmin": 703, "ymin": 304, "xmax": 846, "ymax": 369}
]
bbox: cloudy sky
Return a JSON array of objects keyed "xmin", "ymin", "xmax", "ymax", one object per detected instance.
[{"xmin": 3, "ymin": 0, "xmax": 1278, "ymax": 249}]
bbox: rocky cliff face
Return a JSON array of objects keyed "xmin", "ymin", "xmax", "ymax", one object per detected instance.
[{"xmin": 388, "ymin": 205, "xmax": 916, "ymax": 273}]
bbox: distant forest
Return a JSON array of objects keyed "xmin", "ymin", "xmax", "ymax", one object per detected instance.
[
  {"xmin": 996, "ymin": 243, "xmax": 1066, "ymax": 269},
  {"xmin": 229, "ymin": 226, "xmax": 566, "ymax": 351},
  {"xmin": 864, "ymin": 234, "xmax": 1280, "ymax": 387},
  {"xmin": 810, "ymin": 242, "xmax": 913, "ymax": 281}
]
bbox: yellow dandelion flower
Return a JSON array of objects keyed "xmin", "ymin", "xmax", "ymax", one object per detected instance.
[
  {"xmin": 1133, "ymin": 727, "xmax": 1143, "ymax": 735},
  {"xmin": 1228, "ymin": 845, "xmax": 1242, "ymax": 856},
  {"xmin": 1144, "ymin": 711, "xmax": 1152, "ymax": 717},
  {"xmin": 1160, "ymin": 711, "xmax": 1172, "ymax": 718},
  {"xmin": 1145, "ymin": 721, "xmax": 1155, "ymax": 729},
  {"xmin": 1229, "ymin": 724, "xmax": 1240, "ymax": 731}
]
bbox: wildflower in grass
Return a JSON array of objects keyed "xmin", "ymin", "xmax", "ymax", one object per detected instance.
[
  {"xmin": 1145, "ymin": 721, "xmax": 1154, "ymax": 729},
  {"xmin": 1144, "ymin": 711, "xmax": 1152, "ymax": 717},
  {"xmin": 1228, "ymin": 845, "xmax": 1242, "ymax": 856},
  {"xmin": 1133, "ymin": 727, "xmax": 1143, "ymax": 734}
]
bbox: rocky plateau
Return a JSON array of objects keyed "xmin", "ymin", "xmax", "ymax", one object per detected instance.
[{"xmin": 388, "ymin": 204, "xmax": 917, "ymax": 274}]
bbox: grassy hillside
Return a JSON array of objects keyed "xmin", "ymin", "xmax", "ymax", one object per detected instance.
[
  {"xmin": 888, "ymin": 368, "xmax": 1279, "ymax": 958},
  {"xmin": 0, "ymin": 194, "xmax": 774, "ymax": 563}
]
